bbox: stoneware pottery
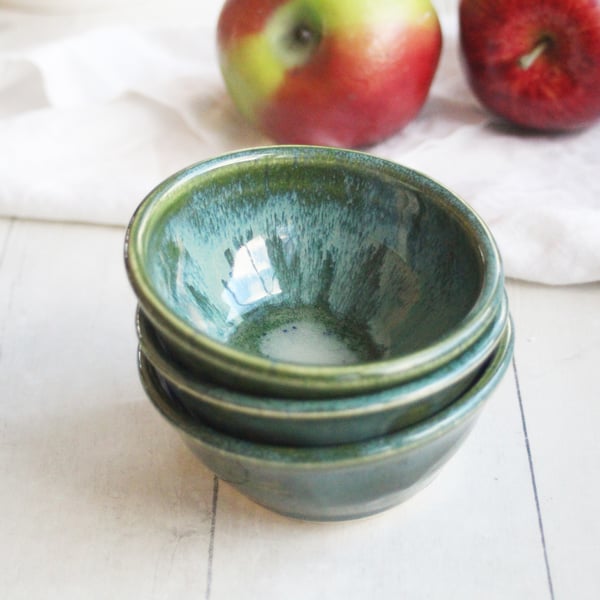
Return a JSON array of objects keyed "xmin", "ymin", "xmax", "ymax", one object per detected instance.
[
  {"xmin": 125, "ymin": 146, "xmax": 504, "ymax": 397},
  {"xmin": 137, "ymin": 319, "xmax": 514, "ymax": 521},
  {"xmin": 136, "ymin": 291, "xmax": 509, "ymax": 446}
]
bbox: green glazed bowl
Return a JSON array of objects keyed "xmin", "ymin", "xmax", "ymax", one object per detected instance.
[
  {"xmin": 136, "ymin": 291, "xmax": 508, "ymax": 446},
  {"xmin": 137, "ymin": 319, "xmax": 514, "ymax": 522},
  {"xmin": 125, "ymin": 146, "xmax": 503, "ymax": 398}
]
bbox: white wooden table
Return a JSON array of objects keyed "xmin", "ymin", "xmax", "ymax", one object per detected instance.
[{"xmin": 1, "ymin": 215, "xmax": 599, "ymax": 599}]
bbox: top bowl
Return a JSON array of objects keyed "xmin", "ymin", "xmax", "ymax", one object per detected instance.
[{"xmin": 125, "ymin": 146, "xmax": 503, "ymax": 398}]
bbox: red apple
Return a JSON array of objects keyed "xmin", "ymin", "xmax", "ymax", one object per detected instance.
[
  {"xmin": 459, "ymin": 0, "xmax": 600, "ymax": 131},
  {"xmin": 217, "ymin": 0, "xmax": 442, "ymax": 147}
]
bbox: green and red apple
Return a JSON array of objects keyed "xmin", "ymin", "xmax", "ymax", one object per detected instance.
[
  {"xmin": 217, "ymin": 0, "xmax": 442, "ymax": 147},
  {"xmin": 459, "ymin": 0, "xmax": 600, "ymax": 131}
]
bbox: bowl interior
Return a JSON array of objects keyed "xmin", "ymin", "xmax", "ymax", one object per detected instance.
[{"xmin": 128, "ymin": 147, "xmax": 494, "ymax": 368}]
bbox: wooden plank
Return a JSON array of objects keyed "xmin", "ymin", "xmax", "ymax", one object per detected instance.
[
  {"xmin": 508, "ymin": 280, "xmax": 600, "ymax": 600},
  {"xmin": 0, "ymin": 219, "xmax": 214, "ymax": 599}
]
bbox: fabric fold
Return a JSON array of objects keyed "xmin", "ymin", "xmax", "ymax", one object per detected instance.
[{"xmin": 0, "ymin": 3, "xmax": 598, "ymax": 284}]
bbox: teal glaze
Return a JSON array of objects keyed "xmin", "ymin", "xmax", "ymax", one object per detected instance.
[
  {"xmin": 137, "ymin": 319, "xmax": 514, "ymax": 522},
  {"xmin": 125, "ymin": 146, "xmax": 504, "ymax": 397},
  {"xmin": 136, "ymin": 291, "xmax": 509, "ymax": 446}
]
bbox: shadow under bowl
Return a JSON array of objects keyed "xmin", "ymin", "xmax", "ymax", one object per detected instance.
[
  {"xmin": 125, "ymin": 146, "xmax": 504, "ymax": 398},
  {"xmin": 136, "ymin": 290, "xmax": 509, "ymax": 446},
  {"xmin": 137, "ymin": 318, "xmax": 514, "ymax": 521}
]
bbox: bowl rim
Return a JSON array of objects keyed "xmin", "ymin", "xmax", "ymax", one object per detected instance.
[
  {"xmin": 125, "ymin": 145, "xmax": 504, "ymax": 389},
  {"xmin": 136, "ymin": 291, "xmax": 509, "ymax": 419},
  {"xmin": 137, "ymin": 318, "xmax": 514, "ymax": 467}
]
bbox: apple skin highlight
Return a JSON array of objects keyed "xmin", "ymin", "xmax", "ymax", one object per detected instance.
[
  {"xmin": 459, "ymin": 0, "xmax": 600, "ymax": 131},
  {"xmin": 218, "ymin": 0, "xmax": 442, "ymax": 147}
]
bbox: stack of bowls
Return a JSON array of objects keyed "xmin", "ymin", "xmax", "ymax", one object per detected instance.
[{"xmin": 125, "ymin": 146, "xmax": 513, "ymax": 522}]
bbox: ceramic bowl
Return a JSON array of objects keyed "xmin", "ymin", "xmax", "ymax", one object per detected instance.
[
  {"xmin": 136, "ymin": 290, "xmax": 509, "ymax": 446},
  {"xmin": 137, "ymin": 318, "xmax": 514, "ymax": 521},
  {"xmin": 125, "ymin": 146, "xmax": 503, "ymax": 397}
]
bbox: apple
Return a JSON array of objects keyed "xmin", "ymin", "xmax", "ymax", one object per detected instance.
[
  {"xmin": 459, "ymin": 0, "xmax": 600, "ymax": 131},
  {"xmin": 217, "ymin": 0, "xmax": 442, "ymax": 147}
]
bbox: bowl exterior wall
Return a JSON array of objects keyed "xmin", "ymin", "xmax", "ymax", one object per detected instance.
[
  {"xmin": 165, "ymin": 363, "xmax": 481, "ymax": 447},
  {"xmin": 178, "ymin": 415, "xmax": 478, "ymax": 521}
]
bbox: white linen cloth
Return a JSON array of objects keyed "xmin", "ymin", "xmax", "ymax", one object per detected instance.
[{"xmin": 0, "ymin": 1, "xmax": 599, "ymax": 284}]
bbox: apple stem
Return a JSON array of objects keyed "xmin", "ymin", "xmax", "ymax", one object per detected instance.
[{"xmin": 518, "ymin": 38, "xmax": 550, "ymax": 70}]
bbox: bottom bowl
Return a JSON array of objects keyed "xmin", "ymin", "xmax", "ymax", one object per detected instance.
[{"xmin": 137, "ymin": 320, "xmax": 514, "ymax": 522}]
